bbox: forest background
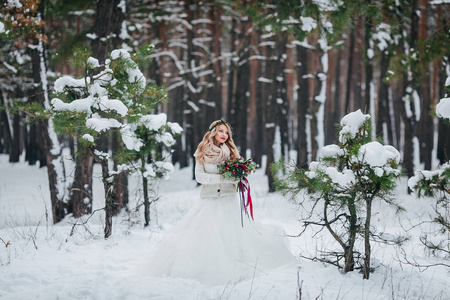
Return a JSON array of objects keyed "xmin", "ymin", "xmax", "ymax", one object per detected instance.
[{"xmin": 1, "ymin": 0, "xmax": 450, "ymax": 224}]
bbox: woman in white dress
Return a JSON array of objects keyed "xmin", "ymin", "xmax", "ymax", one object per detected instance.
[{"xmin": 139, "ymin": 120, "xmax": 295, "ymax": 285}]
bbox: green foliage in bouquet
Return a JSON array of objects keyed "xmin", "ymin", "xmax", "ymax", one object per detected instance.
[{"xmin": 219, "ymin": 157, "xmax": 259, "ymax": 180}]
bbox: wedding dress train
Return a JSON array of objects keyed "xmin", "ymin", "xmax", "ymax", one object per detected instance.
[{"xmin": 138, "ymin": 194, "xmax": 296, "ymax": 285}]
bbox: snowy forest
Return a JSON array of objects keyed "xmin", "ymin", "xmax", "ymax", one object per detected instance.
[{"xmin": 1, "ymin": 0, "xmax": 450, "ymax": 299}]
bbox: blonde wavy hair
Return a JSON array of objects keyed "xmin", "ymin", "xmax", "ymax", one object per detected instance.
[{"xmin": 195, "ymin": 120, "xmax": 239, "ymax": 162}]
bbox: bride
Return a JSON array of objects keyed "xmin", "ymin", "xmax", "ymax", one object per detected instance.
[{"xmin": 138, "ymin": 120, "xmax": 296, "ymax": 285}]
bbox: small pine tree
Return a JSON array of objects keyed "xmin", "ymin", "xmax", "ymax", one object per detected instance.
[
  {"xmin": 408, "ymin": 77, "xmax": 450, "ymax": 260},
  {"xmin": 273, "ymin": 109, "xmax": 403, "ymax": 279},
  {"xmin": 51, "ymin": 46, "xmax": 167, "ymax": 238},
  {"xmin": 117, "ymin": 113, "xmax": 183, "ymax": 227}
]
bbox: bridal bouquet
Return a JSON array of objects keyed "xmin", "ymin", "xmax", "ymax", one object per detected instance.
[
  {"xmin": 219, "ymin": 157, "xmax": 259, "ymax": 180},
  {"xmin": 219, "ymin": 157, "xmax": 259, "ymax": 225}
]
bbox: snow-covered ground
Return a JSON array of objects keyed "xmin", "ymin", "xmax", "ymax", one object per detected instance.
[{"xmin": 0, "ymin": 154, "xmax": 448, "ymax": 300}]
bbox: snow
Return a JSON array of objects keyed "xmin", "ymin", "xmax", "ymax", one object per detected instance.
[
  {"xmin": 140, "ymin": 113, "xmax": 167, "ymax": 131},
  {"xmin": 156, "ymin": 131, "xmax": 176, "ymax": 147},
  {"xmin": 373, "ymin": 23, "xmax": 392, "ymax": 51},
  {"xmin": 435, "ymin": 97, "xmax": 450, "ymax": 119},
  {"xmin": 318, "ymin": 144, "xmax": 343, "ymax": 158},
  {"xmin": 54, "ymin": 76, "xmax": 88, "ymax": 93},
  {"xmin": 431, "ymin": 0, "xmax": 450, "ymax": 4},
  {"xmin": 412, "ymin": 90, "xmax": 421, "ymax": 121},
  {"xmin": 339, "ymin": 109, "xmax": 370, "ymax": 143},
  {"xmin": 81, "ymin": 134, "xmax": 94, "ymax": 143},
  {"xmin": 93, "ymin": 96, "xmax": 128, "ymax": 117},
  {"xmin": 85, "ymin": 57, "xmax": 99, "ymax": 68},
  {"xmin": 300, "ymin": 16, "xmax": 317, "ymax": 33},
  {"xmin": 325, "ymin": 167, "xmax": 355, "ymax": 188},
  {"xmin": 117, "ymin": 0, "xmax": 126, "ymax": 13},
  {"xmin": 110, "ymin": 49, "xmax": 131, "ymax": 60},
  {"xmin": 51, "ymin": 97, "xmax": 93, "ymax": 114},
  {"xmin": 3, "ymin": 62, "xmax": 17, "ymax": 73},
  {"xmin": 357, "ymin": 141, "xmax": 400, "ymax": 167},
  {"xmin": 86, "ymin": 114, "xmax": 122, "ymax": 133},
  {"xmin": 408, "ymin": 162, "xmax": 449, "ymax": 190},
  {"xmin": 167, "ymin": 122, "xmax": 183, "ymax": 135},
  {"xmin": 0, "ymin": 156, "xmax": 449, "ymax": 299},
  {"xmin": 6, "ymin": 0, "xmax": 22, "ymax": 8},
  {"xmin": 120, "ymin": 125, "xmax": 143, "ymax": 151},
  {"xmin": 86, "ymin": 33, "xmax": 97, "ymax": 40}
]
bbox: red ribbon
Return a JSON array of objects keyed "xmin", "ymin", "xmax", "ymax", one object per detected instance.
[{"xmin": 239, "ymin": 177, "xmax": 253, "ymax": 220}]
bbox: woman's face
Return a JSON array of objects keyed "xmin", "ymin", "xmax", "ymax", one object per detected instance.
[{"xmin": 213, "ymin": 124, "xmax": 229, "ymax": 145}]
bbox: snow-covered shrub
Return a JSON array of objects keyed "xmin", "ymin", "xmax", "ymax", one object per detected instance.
[
  {"xmin": 119, "ymin": 112, "xmax": 183, "ymax": 226},
  {"xmin": 50, "ymin": 46, "xmax": 167, "ymax": 238},
  {"xmin": 408, "ymin": 77, "xmax": 450, "ymax": 260},
  {"xmin": 274, "ymin": 109, "xmax": 403, "ymax": 279}
]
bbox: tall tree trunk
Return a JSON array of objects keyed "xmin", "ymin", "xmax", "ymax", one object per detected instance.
[
  {"xmin": 324, "ymin": 48, "xmax": 338, "ymax": 145},
  {"xmin": 9, "ymin": 111, "xmax": 21, "ymax": 163},
  {"xmin": 275, "ymin": 35, "xmax": 290, "ymax": 159},
  {"xmin": 377, "ymin": 53, "xmax": 394, "ymax": 145},
  {"xmin": 344, "ymin": 26, "xmax": 356, "ymax": 114},
  {"xmin": 437, "ymin": 63, "xmax": 450, "ymax": 163},
  {"xmin": 0, "ymin": 90, "xmax": 12, "ymax": 156},
  {"xmin": 364, "ymin": 18, "xmax": 375, "ymax": 139},
  {"xmin": 417, "ymin": 0, "xmax": 433, "ymax": 169},
  {"xmin": 402, "ymin": 0, "xmax": 420, "ymax": 178},
  {"xmin": 262, "ymin": 33, "xmax": 277, "ymax": 191},
  {"xmin": 69, "ymin": 0, "xmax": 126, "ymax": 218},
  {"xmin": 251, "ymin": 30, "xmax": 265, "ymax": 166},
  {"xmin": 30, "ymin": 1, "xmax": 67, "ymax": 223},
  {"xmin": 249, "ymin": 30, "xmax": 261, "ymax": 164},
  {"xmin": 25, "ymin": 123, "xmax": 41, "ymax": 165},
  {"xmin": 296, "ymin": 44, "xmax": 310, "ymax": 168}
]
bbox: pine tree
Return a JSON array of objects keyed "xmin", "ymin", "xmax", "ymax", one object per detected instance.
[
  {"xmin": 274, "ymin": 109, "xmax": 404, "ymax": 279},
  {"xmin": 408, "ymin": 77, "xmax": 450, "ymax": 261},
  {"xmin": 118, "ymin": 114, "xmax": 182, "ymax": 226},
  {"xmin": 50, "ymin": 46, "xmax": 167, "ymax": 238}
]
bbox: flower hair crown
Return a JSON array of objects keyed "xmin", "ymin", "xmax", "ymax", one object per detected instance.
[{"xmin": 209, "ymin": 120, "xmax": 233, "ymax": 133}]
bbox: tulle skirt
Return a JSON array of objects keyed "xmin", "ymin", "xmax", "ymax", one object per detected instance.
[{"xmin": 137, "ymin": 194, "xmax": 296, "ymax": 285}]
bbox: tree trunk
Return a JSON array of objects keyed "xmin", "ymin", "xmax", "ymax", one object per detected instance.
[
  {"xmin": 344, "ymin": 26, "xmax": 356, "ymax": 114},
  {"xmin": 249, "ymin": 30, "xmax": 261, "ymax": 164},
  {"xmin": 9, "ymin": 111, "xmax": 21, "ymax": 163},
  {"xmin": 345, "ymin": 198, "xmax": 357, "ymax": 273},
  {"xmin": 69, "ymin": 0, "xmax": 126, "ymax": 217},
  {"xmin": 402, "ymin": 0, "xmax": 420, "ymax": 179},
  {"xmin": 142, "ymin": 156, "xmax": 150, "ymax": 227},
  {"xmin": 25, "ymin": 123, "xmax": 41, "ymax": 165},
  {"xmin": 417, "ymin": 0, "xmax": 433, "ymax": 170},
  {"xmin": 363, "ymin": 198, "xmax": 373, "ymax": 279},
  {"xmin": 377, "ymin": 54, "xmax": 394, "ymax": 145},
  {"xmin": 68, "ymin": 148, "xmax": 93, "ymax": 218},
  {"xmin": 275, "ymin": 35, "xmax": 290, "ymax": 160},
  {"xmin": 99, "ymin": 156, "xmax": 115, "ymax": 239},
  {"xmin": 296, "ymin": 45, "xmax": 309, "ymax": 168},
  {"xmin": 262, "ymin": 34, "xmax": 277, "ymax": 192},
  {"xmin": 364, "ymin": 18, "xmax": 375, "ymax": 139},
  {"xmin": 437, "ymin": 63, "xmax": 450, "ymax": 164},
  {"xmin": 112, "ymin": 130, "xmax": 128, "ymax": 215},
  {"xmin": 0, "ymin": 90, "xmax": 12, "ymax": 156},
  {"xmin": 30, "ymin": 1, "xmax": 66, "ymax": 222}
]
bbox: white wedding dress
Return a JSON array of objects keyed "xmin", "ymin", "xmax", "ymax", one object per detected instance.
[{"xmin": 137, "ymin": 192, "xmax": 296, "ymax": 285}]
